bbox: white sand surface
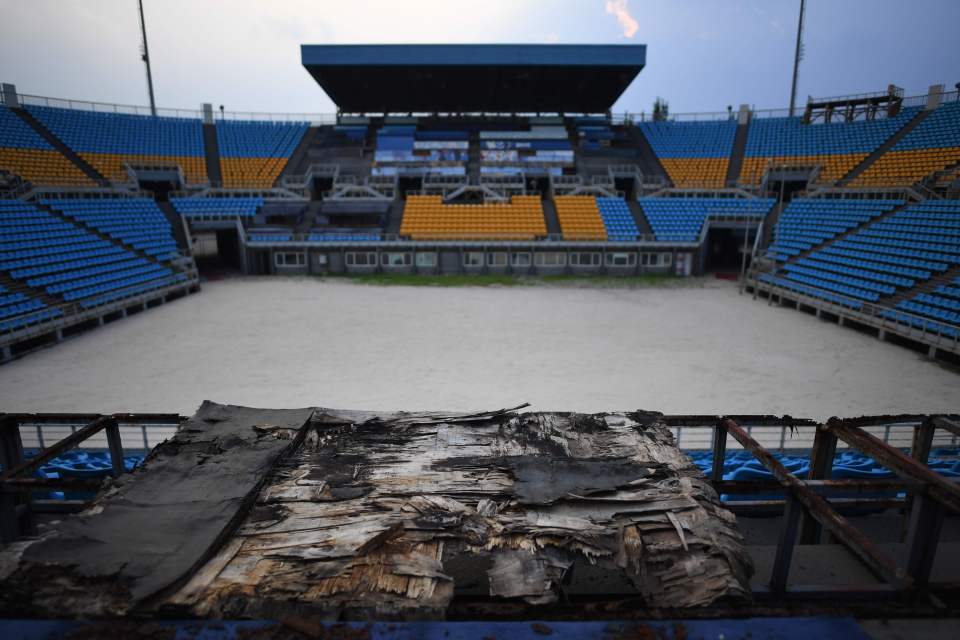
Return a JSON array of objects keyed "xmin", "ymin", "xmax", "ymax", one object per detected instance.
[{"xmin": 1, "ymin": 276, "xmax": 957, "ymax": 420}]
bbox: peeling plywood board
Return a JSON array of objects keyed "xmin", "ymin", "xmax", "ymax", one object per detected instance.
[{"xmin": 173, "ymin": 409, "xmax": 753, "ymax": 618}]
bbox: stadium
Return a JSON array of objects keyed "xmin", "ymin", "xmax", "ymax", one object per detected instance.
[{"xmin": 0, "ymin": 1, "xmax": 959, "ymax": 637}]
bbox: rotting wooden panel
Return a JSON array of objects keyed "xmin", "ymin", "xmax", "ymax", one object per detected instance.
[{"xmin": 171, "ymin": 409, "xmax": 753, "ymax": 618}]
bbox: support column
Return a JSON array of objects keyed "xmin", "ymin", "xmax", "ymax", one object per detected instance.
[
  {"xmin": 800, "ymin": 426, "xmax": 837, "ymax": 544},
  {"xmin": 905, "ymin": 492, "xmax": 944, "ymax": 586},
  {"xmin": 104, "ymin": 419, "xmax": 125, "ymax": 478},
  {"xmin": 770, "ymin": 493, "xmax": 803, "ymax": 593},
  {"xmin": 710, "ymin": 421, "xmax": 728, "ymax": 485}
]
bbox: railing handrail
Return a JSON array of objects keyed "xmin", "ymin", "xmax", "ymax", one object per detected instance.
[
  {"xmin": 750, "ymin": 265, "xmax": 960, "ymax": 347},
  {"xmin": 6, "ymin": 87, "xmax": 957, "ymax": 125}
]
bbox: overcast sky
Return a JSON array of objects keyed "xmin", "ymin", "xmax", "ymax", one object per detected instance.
[{"xmin": 0, "ymin": 0, "xmax": 957, "ymax": 116}]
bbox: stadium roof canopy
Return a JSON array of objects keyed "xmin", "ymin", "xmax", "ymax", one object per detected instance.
[{"xmin": 300, "ymin": 44, "xmax": 646, "ymax": 113}]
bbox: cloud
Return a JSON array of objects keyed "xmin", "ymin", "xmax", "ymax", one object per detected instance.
[{"xmin": 605, "ymin": 0, "xmax": 639, "ymax": 38}]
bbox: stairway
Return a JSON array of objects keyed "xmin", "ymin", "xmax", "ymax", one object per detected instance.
[
  {"xmin": 279, "ymin": 126, "xmax": 325, "ymax": 182},
  {"xmin": 777, "ymin": 199, "xmax": 915, "ymax": 266},
  {"xmin": 726, "ymin": 122, "xmax": 749, "ymax": 187},
  {"xmin": 541, "ymin": 197, "xmax": 562, "ymax": 236},
  {"xmin": 384, "ymin": 198, "xmax": 406, "ymax": 236},
  {"xmin": 468, "ymin": 129, "xmax": 481, "ymax": 183},
  {"xmin": 202, "ymin": 124, "xmax": 222, "ymax": 187},
  {"xmin": 37, "ymin": 201, "xmax": 167, "ymax": 267},
  {"xmin": 837, "ymin": 110, "xmax": 930, "ymax": 185},
  {"xmin": 157, "ymin": 201, "xmax": 191, "ymax": 251},
  {"xmin": 883, "ymin": 264, "xmax": 960, "ymax": 307},
  {"xmin": 0, "ymin": 270, "xmax": 66, "ymax": 310},
  {"xmin": 627, "ymin": 126, "xmax": 672, "ymax": 187},
  {"xmin": 297, "ymin": 201, "xmax": 324, "ymax": 234},
  {"xmin": 760, "ymin": 200, "xmax": 788, "ymax": 248},
  {"xmin": 627, "ymin": 200, "xmax": 653, "ymax": 236},
  {"xmin": 12, "ymin": 108, "xmax": 108, "ymax": 185}
]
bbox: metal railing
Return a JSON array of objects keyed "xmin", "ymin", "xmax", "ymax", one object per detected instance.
[
  {"xmin": 6, "ymin": 87, "xmax": 956, "ymax": 125},
  {"xmin": 747, "ymin": 266, "xmax": 960, "ymax": 352}
]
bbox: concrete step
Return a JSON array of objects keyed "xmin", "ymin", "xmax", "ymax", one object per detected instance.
[
  {"xmin": 37, "ymin": 201, "xmax": 166, "ymax": 267},
  {"xmin": 627, "ymin": 125, "xmax": 672, "ymax": 186},
  {"xmin": 838, "ymin": 109, "xmax": 930, "ymax": 185},
  {"xmin": 12, "ymin": 108, "xmax": 108, "ymax": 185},
  {"xmin": 541, "ymin": 197, "xmax": 562, "ymax": 236},
  {"xmin": 627, "ymin": 199, "xmax": 653, "ymax": 236},
  {"xmin": 202, "ymin": 124, "xmax": 222, "ymax": 187},
  {"xmin": 726, "ymin": 122, "xmax": 749, "ymax": 187}
]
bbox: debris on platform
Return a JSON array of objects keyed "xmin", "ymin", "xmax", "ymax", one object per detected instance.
[{"xmin": 0, "ymin": 403, "xmax": 753, "ymax": 619}]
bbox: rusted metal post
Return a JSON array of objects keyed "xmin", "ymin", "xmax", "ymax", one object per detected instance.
[
  {"xmin": 0, "ymin": 415, "xmax": 25, "ymax": 473},
  {"xmin": 105, "ymin": 419, "xmax": 125, "ymax": 477},
  {"xmin": 801, "ymin": 425, "xmax": 837, "ymax": 544},
  {"xmin": 827, "ymin": 420, "xmax": 960, "ymax": 515},
  {"xmin": 2, "ymin": 416, "xmax": 112, "ymax": 480},
  {"xmin": 932, "ymin": 415, "xmax": 960, "ymax": 439},
  {"xmin": 721, "ymin": 418, "xmax": 912, "ymax": 591},
  {"xmin": 770, "ymin": 492, "xmax": 803, "ymax": 593},
  {"xmin": 0, "ymin": 488, "xmax": 17, "ymax": 543},
  {"xmin": 901, "ymin": 418, "xmax": 937, "ymax": 541},
  {"xmin": 711, "ymin": 420, "xmax": 728, "ymax": 484},
  {"xmin": 905, "ymin": 492, "xmax": 944, "ymax": 586}
]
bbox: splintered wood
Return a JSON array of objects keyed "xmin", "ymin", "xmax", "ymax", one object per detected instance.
[{"xmin": 173, "ymin": 409, "xmax": 753, "ymax": 617}]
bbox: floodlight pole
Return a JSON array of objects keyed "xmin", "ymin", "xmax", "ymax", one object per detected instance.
[
  {"xmin": 138, "ymin": 0, "xmax": 157, "ymax": 117},
  {"xmin": 788, "ymin": 0, "xmax": 806, "ymax": 118}
]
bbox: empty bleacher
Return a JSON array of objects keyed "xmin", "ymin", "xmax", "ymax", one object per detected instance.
[
  {"xmin": 0, "ymin": 106, "xmax": 93, "ymax": 186},
  {"xmin": 554, "ymin": 196, "xmax": 607, "ymax": 240},
  {"xmin": 742, "ymin": 108, "xmax": 920, "ymax": 186},
  {"xmin": 0, "ymin": 200, "xmax": 185, "ymax": 319},
  {"xmin": 888, "ymin": 275, "xmax": 960, "ymax": 337},
  {"xmin": 171, "ymin": 196, "xmax": 264, "ymax": 221},
  {"xmin": 637, "ymin": 120, "xmax": 736, "ymax": 188},
  {"xmin": 765, "ymin": 198, "xmax": 903, "ymax": 262},
  {"xmin": 851, "ymin": 102, "xmax": 960, "ymax": 186},
  {"xmin": 596, "ymin": 197, "xmax": 640, "ymax": 241},
  {"xmin": 400, "ymin": 195, "xmax": 546, "ymax": 240},
  {"xmin": 639, "ymin": 197, "xmax": 774, "ymax": 243},
  {"xmin": 217, "ymin": 120, "xmax": 308, "ymax": 188},
  {"xmin": 41, "ymin": 198, "xmax": 179, "ymax": 261},
  {"xmin": 763, "ymin": 199, "xmax": 960, "ymax": 312},
  {"xmin": 27, "ymin": 106, "xmax": 207, "ymax": 185}
]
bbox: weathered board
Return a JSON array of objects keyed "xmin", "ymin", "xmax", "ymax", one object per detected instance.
[{"xmin": 0, "ymin": 404, "xmax": 753, "ymax": 619}]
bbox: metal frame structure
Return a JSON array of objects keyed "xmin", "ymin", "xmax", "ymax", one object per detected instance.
[
  {"xmin": 0, "ymin": 412, "xmax": 183, "ymax": 542},
  {"xmin": 2, "ymin": 411, "xmax": 958, "ymax": 603}
]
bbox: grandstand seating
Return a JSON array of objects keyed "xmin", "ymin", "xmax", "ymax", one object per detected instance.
[
  {"xmin": 0, "ymin": 106, "xmax": 93, "ymax": 186},
  {"xmin": 637, "ymin": 120, "xmax": 736, "ymax": 188},
  {"xmin": 27, "ymin": 106, "xmax": 207, "ymax": 184},
  {"xmin": 554, "ymin": 196, "xmax": 607, "ymax": 241},
  {"xmin": 851, "ymin": 102, "xmax": 960, "ymax": 186},
  {"xmin": 0, "ymin": 281, "xmax": 62, "ymax": 332},
  {"xmin": 765, "ymin": 198, "xmax": 903, "ymax": 261},
  {"xmin": 400, "ymin": 195, "xmax": 546, "ymax": 240},
  {"xmin": 41, "ymin": 198, "xmax": 179, "ymax": 260},
  {"xmin": 595, "ymin": 197, "xmax": 640, "ymax": 241},
  {"xmin": 217, "ymin": 120, "xmax": 308, "ymax": 188},
  {"xmin": 0, "ymin": 200, "xmax": 185, "ymax": 318},
  {"xmin": 741, "ymin": 108, "xmax": 920, "ymax": 186},
  {"xmin": 171, "ymin": 196, "xmax": 263, "ymax": 220},
  {"xmin": 766, "ymin": 199, "xmax": 960, "ymax": 310},
  {"xmin": 639, "ymin": 197, "xmax": 774, "ymax": 243}
]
